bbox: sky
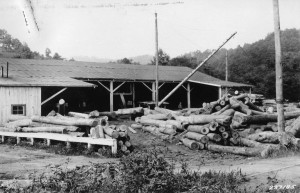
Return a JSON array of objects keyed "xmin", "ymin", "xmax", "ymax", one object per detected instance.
[{"xmin": 0, "ymin": 0, "xmax": 299, "ymax": 60}]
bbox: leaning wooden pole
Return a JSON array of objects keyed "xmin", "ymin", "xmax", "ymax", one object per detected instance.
[
  {"xmin": 158, "ymin": 32, "xmax": 237, "ymax": 107},
  {"xmin": 155, "ymin": 12, "xmax": 159, "ymax": 107},
  {"xmin": 273, "ymin": 0, "xmax": 285, "ymax": 132}
]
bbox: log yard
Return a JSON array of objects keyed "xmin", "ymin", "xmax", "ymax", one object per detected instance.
[{"xmin": 0, "ymin": 0, "xmax": 300, "ymax": 192}]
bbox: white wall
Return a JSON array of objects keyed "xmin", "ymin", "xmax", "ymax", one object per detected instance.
[{"xmin": 0, "ymin": 87, "xmax": 41, "ymax": 123}]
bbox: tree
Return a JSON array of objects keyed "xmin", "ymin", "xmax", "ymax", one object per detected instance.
[
  {"xmin": 53, "ymin": 52, "xmax": 63, "ymax": 60},
  {"xmin": 117, "ymin": 58, "xmax": 132, "ymax": 64},
  {"xmin": 151, "ymin": 49, "xmax": 170, "ymax": 66},
  {"xmin": 45, "ymin": 48, "xmax": 52, "ymax": 59}
]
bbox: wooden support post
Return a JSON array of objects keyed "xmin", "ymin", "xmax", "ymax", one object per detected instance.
[
  {"xmin": 30, "ymin": 138, "xmax": 34, "ymax": 146},
  {"xmin": 1, "ymin": 136, "xmax": 4, "ymax": 143},
  {"xmin": 87, "ymin": 143, "xmax": 93, "ymax": 150},
  {"xmin": 66, "ymin": 142, "xmax": 71, "ymax": 149},
  {"xmin": 132, "ymin": 82, "xmax": 136, "ymax": 107},
  {"xmin": 187, "ymin": 83, "xmax": 191, "ymax": 108},
  {"xmin": 110, "ymin": 81, "xmax": 114, "ymax": 112},
  {"xmin": 47, "ymin": 139, "xmax": 51, "ymax": 146},
  {"xmin": 152, "ymin": 82, "xmax": 155, "ymax": 101},
  {"xmin": 218, "ymin": 87, "xmax": 222, "ymax": 99},
  {"xmin": 112, "ymin": 139, "xmax": 117, "ymax": 154},
  {"xmin": 273, "ymin": 0, "xmax": 285, "ymax": 132},
  {"xmin": 17, "ymin": 137, "xmax": 21, "ymax": 144}
]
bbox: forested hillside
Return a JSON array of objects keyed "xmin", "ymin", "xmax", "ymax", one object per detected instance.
[{"xmin": 182, "ymin": 28, "xmax": 300, "ymax": 101}]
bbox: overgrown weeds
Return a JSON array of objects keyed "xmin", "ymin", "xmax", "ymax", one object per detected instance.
[{"xmin": 2, "ymin": 148, "xmax": 249, "ymax": 193}]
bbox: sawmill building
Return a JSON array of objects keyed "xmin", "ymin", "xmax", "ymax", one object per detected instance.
[{"xmin": 0, "ymin": 58, "xmax": 251, "ymax": 123}]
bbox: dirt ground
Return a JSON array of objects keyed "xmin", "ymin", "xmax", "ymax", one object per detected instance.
[{"xmin": 0, "ymin": 120, "xmax": 300, "ymax": 191}]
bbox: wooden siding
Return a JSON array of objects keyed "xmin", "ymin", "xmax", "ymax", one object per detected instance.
[{"xmin": 0, "ymin": 87, "xmax": 41, "ymax": 123}]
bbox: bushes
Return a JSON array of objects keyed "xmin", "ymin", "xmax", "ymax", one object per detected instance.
[{"xmin": 4, "ymin": 149, "xmax": 248, "ymax": 193}]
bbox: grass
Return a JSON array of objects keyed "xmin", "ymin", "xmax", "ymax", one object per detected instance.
[{"xmin": 1, "ymin": 148, "xmax": 250, "ymax": 193}]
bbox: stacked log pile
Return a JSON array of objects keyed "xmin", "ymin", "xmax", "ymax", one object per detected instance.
[
  {"xmin": 0, "ymin": 110, "xmax": 134, "ymax": 155},
  {"xmin": 133, "ymin": 94, "xmax": 300, "ymax": 157}
]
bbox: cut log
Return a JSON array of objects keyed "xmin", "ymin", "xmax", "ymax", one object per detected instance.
[
  {"xmin": 165, "ymin": 120, "xmax": 183, "ymax": 130},
  {"xmin": 184, "ymin": 132, "xmax": 209, "ymax": 144},
  {"xmin": 230, "ymin": 97, "xmax": 252, "ymax": 115},
  {"xmin": 180, "ymin": 138, "xmax": 199, "ymax": 150},
  {"xmin": 187, "ymin": 125, "xmax": 210, "ymax": 135},
  {"xmin": 142, "ymin": 126, "xmax": 170, "ymax": 140},
  {"xmin": 68, "ymin": 132, "xmax": 85, "ymax": 137},
  {"xmin": 0, "ymin": 127, "xmax": 17, "ymax": 132},
  {"xmin": 246, "ymin": 131, "xmax": 280, "ymax": 143},
  {"xmin": 29, "ymin": 122, "xmax": 79, "ymax": 132},
  {"xmin": 244, "ymin": 98, "xmax": 263, "ymax": 112},
  {"xmin": 209, "ymin": 121, "xmax": 218, "ymax": 132},
  {"xmin": 98, "ymin": 111, "xmax": 117, "ymax": 119},
  {"xmin": 103, "ymin": 126, "xmax": 119, "ymax": 139},
  {"xmin": 96, "ymin": 125, "xmax": 105, "ymax": 138},
  {"xmin": 214, "ymin": 105, "xmax": 222, "ymax": 112},
  {"xmin": 137, "ymin": 118, "xmax": 176, "ymax": 130},
  {"xmin": 285, "ymin": 116, "xmax": 300, "ymax": 137},
  {"xmin": 124, "ymin": 141, "xmax": 131, "ymax": 147},
  {"xmin": 206, "ymin": 142, "xmax": 271, "ymax": 157},
  {"xmin": 221, "ymin": 132, "xmax": 229, "ymax": 139},
  {"xmin": 157, "ymin": 127, "xmax": 176, "ymax": 135},
  {"xmin": 230, "ymin": 130, "xmax": 240, "ymax": 139},
  {"xmin": 141, "ymin": 113, "xmax": 171, "ymax": 120},
  {"xmin": 229, "ymin": 137, "xmax": 238, "ymax": 146},
  {"xmin": 47, "ymin": 110, "xmax": 56, "ymax": 117},
  {"xmin": 154, "ymin": 107, "xmax": 182, "ymax": 116},
  {"xmin": 4, "ymin": 119, "xmax": 32, "ymax": 130},
  {"xmin": 174, "ymin": 115, "xmax": 231, "ymax": 125},
  {"xmin": 233, "ymin": 93, "xmax": 249, "ymax": 100},
  {"xmin": 31, "ymin": 116, "xmax": 98, "ymax": 127},
  {"xmin": 89, "ymin": 110, "xmax": 100, "ymax": 117},
  {"xmin": 20, "ymin": 127, "xmax": 67, "ymax": 134},
  {"xmin": 131, "ymin": 123, "xmax": 143, "ymax": 130},
  {"xmin": 115, "ymin": 107, "xmax": 143, "ymax": 115},
  {"xmin": 96, "ymin": 116, "xmax": 109, "ymax": 127},
  {"xmin": 238, "ymin": 111, "xmax": 300, "ymax": 125},
  {"xmin": 218, "ymin": 126, "xmax": 226, "ymax": 133},
  {"xmin": 238, "ymin": 128, "xmax": 255, "ymax": 138},
  {"xmin": 212, "ymin": 104, "xmax": 231, "ymax": 115},
  {"xmin": 68, "ymin": 112, "xmax": 89, "ymax": 119},
  {"xmin": 238, "ymin": 138, "xmax": 279, "ymax": 149},
  {"xmin": 104, "ymin": 134, "xmax": 112, "ymax": 139},
  {"xmin": 90, "ymin": 127, "xmax": 97, "ymax": 138},
  {"xmin": 7, "ymin": 115, "xmax": 29, "ymax": 122},
  {"xmin": 207, "ymin": 133, "xmax": 221, "ymax": 142}
]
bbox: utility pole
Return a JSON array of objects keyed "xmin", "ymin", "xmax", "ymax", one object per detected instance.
[
  {"xmin": 225, "ymin": 50, "xmax": 228, "ymax": 92},
  {"xmin": 273, "ymin": 0, "xmax": 285, "ymax": 132},
  {"xmin": 155, "ymin": 12, "xmax": 159, "ymax": 106}
]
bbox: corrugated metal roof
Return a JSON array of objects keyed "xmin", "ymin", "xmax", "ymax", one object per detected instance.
[
  {"xmin": 0, "ymin": 76, "xmax": 95, "ymax": 87},
  {"xmin": 0, "ymin": 58, "xmax": 251, "ymax": 87}
]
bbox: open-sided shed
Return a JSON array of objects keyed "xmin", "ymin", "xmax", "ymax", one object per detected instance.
[{"xmin": 0, "ymin": 58, "xmax": 251, "ymax": 123}]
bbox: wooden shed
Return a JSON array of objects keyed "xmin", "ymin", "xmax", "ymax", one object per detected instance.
[{"xmin": 0, "ymin": 58, "xmax": 251, "ymax": 123}]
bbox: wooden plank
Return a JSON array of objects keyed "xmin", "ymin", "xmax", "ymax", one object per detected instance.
[{"xmin": 0, "ymin": 132, "xmax": 116, "ymax": 146}]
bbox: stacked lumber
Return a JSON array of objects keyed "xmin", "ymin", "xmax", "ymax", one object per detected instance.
[{"xmin": 134, "ymin": 93, "xmax": 300, "ymax": 157}]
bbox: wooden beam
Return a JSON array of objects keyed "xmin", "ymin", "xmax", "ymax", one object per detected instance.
[
  {"xmin": 113, "ymin": 81, "xmax": 126, "ymax": 93},
  {"xmin": 141, "ymin": 82, "xmax": 152, "ymax": 92},
  {"xmin": 0, "ymin": 131, "xmax": 117, "ymax": 154},
  {"xmin": 152, "ymin": 82, "xmax": 156, "ymax": 101},
  {"xmin": 41, "ymin": 88, "xmax": 67, "ymax": 106},
  {"xmin": 187, "ymin": 82, "xmax": 191, "ymax": 108},
  {"xmin": 132, "ymin": 83, "xmax": 136, "ymax": 107},
  {"xmin": 97, "ymin": 81, "xmax": 110, "ymax": 92},
  {"xmin": 218, "ymin": 87, "xmax": 222, "ymax": 99},
  {"xmin": 158, "ymin": 82, "xmax": 165, "ymax": 90},
  {"xmin": 181, "ymin": 84, "xmax": 187, "ymax": 91},
  {"xmin": 110, "ymin": 81, "xmax": 114, "ymax": 112}
]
